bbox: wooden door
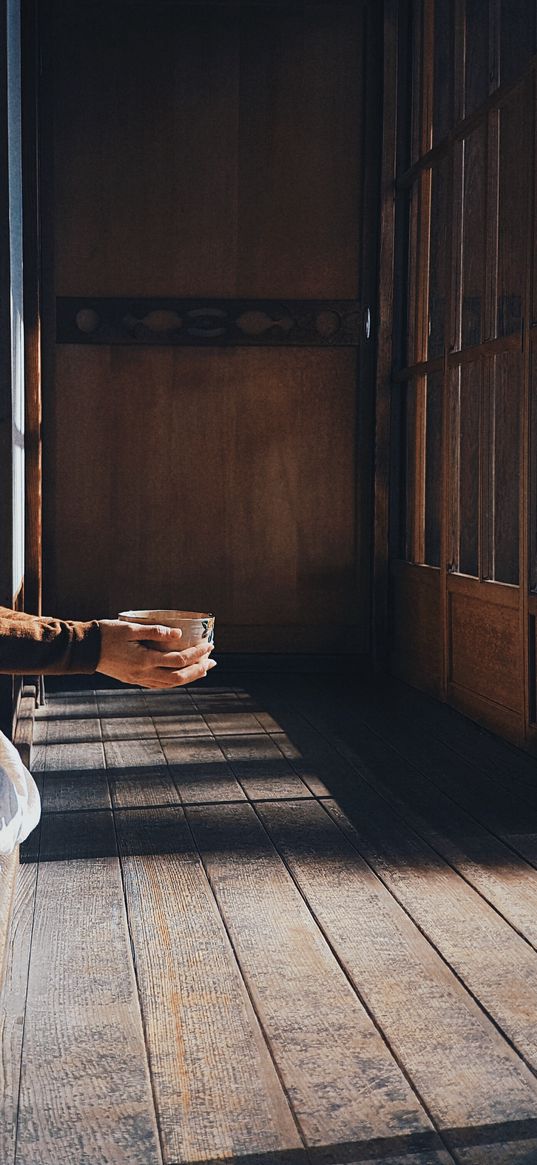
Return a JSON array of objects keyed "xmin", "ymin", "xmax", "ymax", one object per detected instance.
[
  {"xmin": 42, "ymin": 0, "xmax": 378, "ymax": 654},
  {"xmin": 378, "ymin": 0, "xmax": 537, "ymax": 747}
]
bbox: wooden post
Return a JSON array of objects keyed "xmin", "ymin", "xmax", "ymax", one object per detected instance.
[
  {"xmin": 22, "ymin": 0, "xmax": 42, "ymax": 617},
  {"xmin": 372, "ymin": 0, "xmax": 400, "ymax": 666}
]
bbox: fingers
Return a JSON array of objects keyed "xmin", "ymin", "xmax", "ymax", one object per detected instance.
[
  {"xmin": 150, "ymin": 641, "xmax": 213, "ymax": 670},
  {"xmin": 129, "ymin": 621, "xmax": 184, "ymax": 647},
  {"xmin": 143, "ymin": 640, "xmax": 215, "ymax": 688},
  {"xmin": 146, "ymin": 658, "xmax": 217, "ymax": 688}
]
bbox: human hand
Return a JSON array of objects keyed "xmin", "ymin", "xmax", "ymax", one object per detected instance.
[{"xmin": 97, "ymin": 620, "xmax": 216, "ymax": 688}]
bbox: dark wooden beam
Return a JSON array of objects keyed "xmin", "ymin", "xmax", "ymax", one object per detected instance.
[
  {"xmin": 22, "ymin": 0, "xmax": 42, "ymax": 616},
  {"xmin": 372, "ymin": 0, "xmax": 400, "ymax": 666}
]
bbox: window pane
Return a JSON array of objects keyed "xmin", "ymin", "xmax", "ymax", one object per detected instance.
[
  {"xmin": 411, "ymin": 0, "xmax": 424, "ymax": 164},
  {"xmin": 406, "ymin": 179, "xmax": 420, "ymax": 366},
  {"xmin": 424, "ymin": 372, "xmax": 443, "ymax": 566},
  {"xmin": 455, "ymin": 362, "xmax": 480, "ymax": 576},
  {"xmin": 396, "ymin": 9, "xmax": 412, "ymax": 175},
  {"xmin": 497, "ymin": 91, "xmax": 528, "ymax": 338},
  {"xmin": 460, "ymin": 124, "xmax": 486, "ymax": 348},
  {"xmin": 394, "ymin": 190, "xmax": 410, "ymax": 370},
  {"xmin": 488, "ymin": 352, "xmax": 521, "ymax": 585},
  {"xmin": 404, "ymin": 378, "xmax": 420, "ymax": 561},
  {"xmin": 433, "ymin": 0, "xmax": 453, "ymax": 144},
  {"xmin": 428, "ymin": 159, "xmax": 448, "ymax": 359},
  {"xmin": 500, "ymin": 0, "xmax": 536, "ymax": 89},
  {"xmin": 7, "ymin": 0, "xmax": 24, "ymax": 598},
  {"xmin": 464, "ymin": 0, "xmax": 489, "ymax": 116}
]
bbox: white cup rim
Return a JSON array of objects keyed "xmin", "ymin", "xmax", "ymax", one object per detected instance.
[{"xmin": 118, "ymin": 609, "xmax": 214, "ymax": 624}]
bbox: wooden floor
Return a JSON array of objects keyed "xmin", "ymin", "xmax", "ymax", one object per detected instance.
[{"xmin": 3, "ymin": 669, "xmax": 537, "ymax": 1164}]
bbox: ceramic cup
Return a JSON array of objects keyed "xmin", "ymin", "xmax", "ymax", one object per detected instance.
[{"xmin": 118, "ymin": 609, "xmax": 215, "ymax": 650}]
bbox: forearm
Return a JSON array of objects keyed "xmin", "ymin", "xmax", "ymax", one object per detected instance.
[{"xmin": 0, "ymin": 607, "xmax": 101, "ymax": 675}]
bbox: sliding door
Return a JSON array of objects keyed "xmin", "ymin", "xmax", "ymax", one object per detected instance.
[{"xmin": 380, "ymin": 0, "xmax": 537, "ymax": 746}]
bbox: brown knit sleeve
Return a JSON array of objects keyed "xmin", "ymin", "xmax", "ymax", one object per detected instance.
[{"xmin": 0, "ymin": 607, "xmax": 102, "ymax": 675}]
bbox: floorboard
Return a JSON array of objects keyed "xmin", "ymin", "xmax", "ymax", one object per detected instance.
[
  {"xmin": 115, "ymin": 806, "xmax": 303, "ymax": 1165},
  {"xmin": 256, "ymin": 798, "xmax": 537, "ymax": 1163},
  {"xmin": 188, "ymin": 800, "xmax": 450, "ymax": 1161},
  {"xmin": 256, "ymin": 678, "xmax": 537, "ymax": 964},
  {"xmin": 15, "ymin": 810, "xmax": 162, "ymax": 1165}
]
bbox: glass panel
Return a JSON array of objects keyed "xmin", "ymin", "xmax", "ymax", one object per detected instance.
[
  {"xmin": 406, "ymin": 179, "xmax": 420, "ymax": 366},
  {"xmin": 487, "ymin": 352, "xmax": 521, "ymax": 585},
  {"xmin": 500, "ymin": 0, "xmax": 536, "ymax": 89},
  {"xmin": 404, "ymin": 378, "xmax": 419, "ymax": 561},
  {"xmin": 424, "ymin": 372, "xmax": 443, "ymax": 566},
  {"xmin": 456, "ymin": 362, "xmax": 480, "ymax": 576},
  {"xmin": 7, "ymin": 0, "xmax": 24, "ymax": 597},
  {"xmin": 432, "ymin": 0, "xmax": 453, "ymax": 144},
  {"xmin": 460, "ymin": 124, "xmax": 486, "ymax": 348},
  {"xmin": 399, "ymin": 377, "xmax": 427, "ymax": 563},
  {"xmin": 394, "ymin": 190, "xmax": 410, "ymax": 371},
  {"xmin": 427, "ymin": 159, "xmax": 448, "ymax": 359},
  {"xmin": 496, "ymin": 92, "xmax": 527, "ymax": 338},
  {"xmin": 464, "ymin": 0, "xmax": 489, "ymax": 116},
  {"xmin": 411, "ymin": 0, "xmax": 424, "ymax": 164}
]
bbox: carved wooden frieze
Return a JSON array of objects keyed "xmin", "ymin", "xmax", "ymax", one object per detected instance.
[{"xmin": 56, "ymin": 298, "xmax": 363, "ymax": 347}]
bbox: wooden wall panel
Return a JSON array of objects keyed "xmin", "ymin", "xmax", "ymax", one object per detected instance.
[
  {"xmin": 44, "ymin": 1, "xmax": 372, "ymax": 653},
  {"xmin": 390, "ymin": 563, "xmax": 442, "ymax": 697},
  {"xmin": 235, "ymin": 3, "xmax": 363, "ymax": 297},
  {"xmin": 448, "ymin": 591, "xmax": 522, "ymax": 713},
  {"xmin": 53, "ymin": 3, "xmax": 240, "ymax": 298},
  {"xmin": 53, "ymin": 1, "xmax": 363, "ymax": 300},
  {"xmin": 48, "ymin": 346, "xmax": 360, "ymax": 651}
]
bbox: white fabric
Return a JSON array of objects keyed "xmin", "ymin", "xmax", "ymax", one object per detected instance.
[{"xmin": 0, "ymin": 730, "xmax": 41, "ymax": 855}]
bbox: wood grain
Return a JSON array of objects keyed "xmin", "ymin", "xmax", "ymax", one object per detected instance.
[
  {"xmin": 390, "ymin": 562, "xmax": 443, "ymax": 697},
  {"xmin": 103, "ymin": 736, "xmax": 178, "ymax": 810},
  {"xmin": 266, "ymin": 730, "xmax": 331, "ymax": 797},
  {"xmin": 48, "ymin": 346, "xmax": 358, "ymax": 654},
  {"xmin": 100, "ymin": 714, "xmax": 157, "ymax": 742},
  {"xmin": 449, "ymin": 591, "xmax": 523, "ymax": 712},
  {"xmin": 53, "ymin": 2, "xmax": 362, "ymax": 300},
  {"xmin": 114, "ymin": 805, "xmax": 303, "ymax": 1165},
  {"xmin": 14, "ymin": 674, "xmax": 537, "ymax": 1160},
  {"xmin": 334, "ymin": 771, "xmax": 537, "ymax": 1062},
  {"xmin": 188, "ymin": 800, "xmax": 450, "ymax": 1159},
  {"xmin": 14, "ymin": 809, "xmax": 162, "ymax": 1165},
  {"xmin": 236, "ymin": 1, "xmax": 363, "ymax": 297},
  {"xmin": 271, "ymin": 672, "xmax": 537, "ymax": 964},
  {"xmin": 344, "ymin": 680, "xmax": 537, "ymax": 945},
  {"xmin": 388, "ymin": 670, "xmax": 537, "ymax": 781},
  {"xmin": 257, "ymin": 796, "xmax": 537, "ymax": 1161},
  {"xmin": 45, "ymin": 0, "xmax": 369, "ymax": 654},
  {"xmin": 159, "ymin": 736, "xmax": 245, "ymax": 804},
  {"xmin": 218, "ymin": 733, "xmax": 314, "ymax": 800},
  {"xmin": 39, "ymin": 739, "xmax": 109, "ymax": 814}
]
